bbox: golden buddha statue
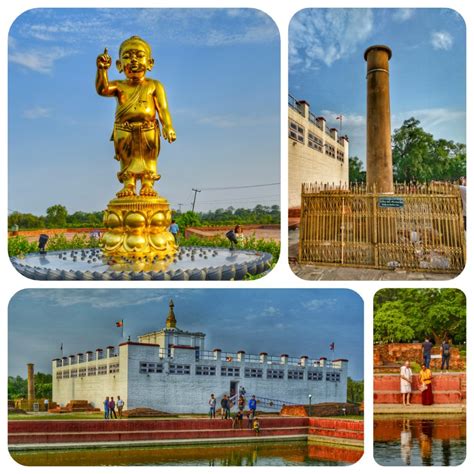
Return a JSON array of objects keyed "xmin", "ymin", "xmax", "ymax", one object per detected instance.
[{"xmin": 97, "ymin": 36, "xmax": 178, "ymax": 263}]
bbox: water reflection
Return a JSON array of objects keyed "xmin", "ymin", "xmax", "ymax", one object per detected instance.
[
  {"xmin": 10, "ymin": 441, "xmax": 361, "ymax": 466},
  {"xmin": 374, "ymin": 416, "xmax": 465, "ymax": 466}
]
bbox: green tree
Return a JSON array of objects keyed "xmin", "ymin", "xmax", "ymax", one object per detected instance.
[
  {"xmin": 347, "ymin": 378, "xmax": 364, "ymax": 404},
  {"xmin": 8, "ymin": 373, "xmax": 52, "ymax": 400},
  {"xmin": 45, "ymin": 204, "xmax": 68, "ymax": 228},
  {"xmin": 392, "ymin": 118, "xmax": 466, "ymax": 182},
  {"xmin": 348, "ymin": 156, "xmax": 366, "ymax": 183},
  {"xmin": 374, "ymin": 289, "xmax": 466, "ymax": 344}
]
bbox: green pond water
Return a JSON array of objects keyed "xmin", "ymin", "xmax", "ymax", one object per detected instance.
[
  {"xmin": 11, "ymin": 441, "xmax": 359, "ymax": 466},
  {"xmin": 374, "ymin": 416, "xmax": 466, "ymax": 466}
]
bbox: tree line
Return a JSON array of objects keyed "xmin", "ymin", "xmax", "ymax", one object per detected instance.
[
  {"xmin": 374, "ymin": 289, "xmax": 466, "ymax": 344},
  {"xmin": 9, "ymin": 204, "xmax": 280, "ymax": 231},
  {"xmin": 349, "ymin": 117, "xmax": 466, "ymax": 183},
  {"xmin": 8, "ymin": 373, "xmax": 52, "ymax": 400}
]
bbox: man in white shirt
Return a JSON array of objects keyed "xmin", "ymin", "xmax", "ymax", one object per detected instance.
[{"xmin": 400, "ymin": 360, "xmax": 413, "ymax": 406}]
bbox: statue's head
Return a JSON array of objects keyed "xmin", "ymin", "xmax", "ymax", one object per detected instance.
[{"xmin": 116, "ymin": 36, "xmax": 154, "ymax": 78}]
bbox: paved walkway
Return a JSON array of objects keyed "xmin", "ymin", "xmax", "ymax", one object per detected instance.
[
  {"xmin": 289, "ymin": 228, "xmax": 459, "ymax": 281},
  {"xmin": 374, "ymin": 404, "xmax": 465, "ymax": 415}
]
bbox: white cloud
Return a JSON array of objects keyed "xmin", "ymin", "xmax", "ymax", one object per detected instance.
[
  {"xmin": 301, "ymin": 298, "xmax": 337, "ymax": 312},
  {"xmin": 22, "ymin": 106, "xmax": 52, "ymax": 119},
  {"xmin": 262, "ymin": 306, "xmax": 280, "ymax": 316},
  {"xmin": 431, "ymin": 31, "xmax": 454, "ymax": 50},
  {"xmin": 27, "ymin": 290, "xmax": 168, "ymax": 309},
  {"xmin": 393, "ymin": 9, "xmax": 415, "ymax": 22},
  {"xmin": 9, "ymin": 46, "xmax": 72, "ymax": 74},
  {"xmin": 290, "ymin": 9, "xmax": 374, "ymax": 69}
]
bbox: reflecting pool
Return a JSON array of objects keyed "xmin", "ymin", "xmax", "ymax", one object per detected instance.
[
  {"xmin": 374, "ymin": 415, "xmax": 466, "ymax": 466},
  {"xmin": 11, "ymin": 441, "xmax": 363, "ymax": 466}
]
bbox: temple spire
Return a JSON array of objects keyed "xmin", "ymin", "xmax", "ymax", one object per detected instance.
[{"xmin": 166, "ymin": 299, "xmax": 177, "ymax": 329}]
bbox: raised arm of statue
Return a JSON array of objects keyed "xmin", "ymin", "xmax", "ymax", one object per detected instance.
[
  {"xmin": 96, "ymin": 48, "xmax": 117, "ymax": 97},
  {"xmin": 154, "ymin": 81, "xmax": 176, "ymax": 143}
]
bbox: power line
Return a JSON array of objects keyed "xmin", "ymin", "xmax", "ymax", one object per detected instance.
[{"xmin": 200, "ymin": 182, "xmax": 280, "ymax": 191}]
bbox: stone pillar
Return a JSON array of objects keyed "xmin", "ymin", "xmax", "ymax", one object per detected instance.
[
  {"xmin": 106, "ymin": 346, "xmax": 115, "ymax": 358},
  {"xmin": 300, "ymin": 355, "xmax": 309, "ymax": 367},
  {"xmin": 237, "ymin": 351, "xmax": 246, "ymax": 362},
  {"xmin": 280, "ymin": 354, "xmax": 289, "ymax": 365},
  {"xmin": 260, "ymin": 352, "xmax": 268, "ymax": 364},
  {"xmin": 213, "ymin": 348, "xmax": 222, "ymax": 361},
  {"xmin": 27, "ymin": 363, "xmax": 35, "ymax": 403},
  {"xmin": 365, "ymin": 45, "xmax": 393, "ymax": 193}
]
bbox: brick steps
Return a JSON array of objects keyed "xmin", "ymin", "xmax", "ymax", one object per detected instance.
[
  {"xmin": 8, "ymin": 417, "xmax": 364, "ymax": 447},
  {"xmin": 9, "ymin": 427, "xmax": 307, "ymax": 445},
  {"xmin": 9, "ymin": 417, "xmax": 307, "ymax": 434},
  {"xmin": 374, "ymin": 390, "xmax": 463, "ymax": 404}
]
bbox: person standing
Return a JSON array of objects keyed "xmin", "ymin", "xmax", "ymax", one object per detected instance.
[
  {"xmin": 238, "ymin": 394, "xmax": 245, "ymax": 412},
  {"xmin": 249, "ymin": 395, "xmax": 257, "ymax": 416},
  {"xmin": 419, "ymin": 363, "xmax": 434, "ymax": 405},
  {"xmin": 400, "ymin": 361, "xmax": 413, "ymax": 406},
  {"xmin": 441, "ymin": 339, "xmax": 451, "ymax": 372},
  {"xmin": 117, "ymin": 396, "xmax": 125, "ymax": 418},
  {"xmin": 220, "ymin": 395, "xmax": 228, "ymax": 420},
  {"xmin": 421, "ymin": 337, "xmax": 433, "ymax": 369},
  {"xmin": 209, "ymin": 394, "xmax": 217, "ymax": 419},
  {"xmin": 103, "ymin": 396, "xmax": 110, "ymax": 419},
  {"xmin": 44, "ymin": 398, "xmax": 49, "ymax": 412},
  {"xmin": 109, "ymin": 396, "xmax": 117, "ymax": 419},
  {"xmin": 169, "ymin": 220, "xmax": 179, "ymax": 243}
]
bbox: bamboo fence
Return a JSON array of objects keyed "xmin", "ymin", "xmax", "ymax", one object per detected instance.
[{"xmin": 298, "ymin": 182, "xmax": 465, "ymax": 273}]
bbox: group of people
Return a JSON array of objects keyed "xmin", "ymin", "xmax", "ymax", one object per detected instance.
[
  {"xmin": 208, "ymin": 393, "xmax": 260, "ymax": 434},
  {"xmin": 400, "ymin": 337, "xmax": 452, "ymax": 406},
  {"xmin": 103, "ymin": 395, "xmax": 125, "ymax": 419}
]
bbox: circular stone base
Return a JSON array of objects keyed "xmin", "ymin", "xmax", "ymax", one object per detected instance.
[{"xmin": 11, "ymin": 247, "xmax": 273, "ymax": 281}]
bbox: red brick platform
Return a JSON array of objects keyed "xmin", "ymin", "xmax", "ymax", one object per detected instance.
[
  {"xmin": 8, "ymin": 416, "xmax": 363, "ymax": 447},
  {"xmin": 374, "ymin": 372, "xmax": 466, "ymax": 404}
]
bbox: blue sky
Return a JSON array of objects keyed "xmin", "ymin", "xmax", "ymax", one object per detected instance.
[
  {"xmin": 8, "ymin": 289, "xmax": 364, "ymax": 380},
  {"xmin": 8, "ymin": 8, "xmax": 280, "ymax": 214},
  {"xmin": 289, "ymin": 8, "xmax": 466, "ymax": 164}
]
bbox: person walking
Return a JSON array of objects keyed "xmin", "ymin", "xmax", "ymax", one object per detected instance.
[
  {"xmin": 441, "ymin": 339, "xmax": 451, "ymax": 372},
  {"xmin": 117, "ymin": 396, "xmax": 125, "ymax": 418},
  {"xmin": 220, "ymin": 395, "xmax": 229, "ymax": 420},
  {"xmin": 109, "ymin": 396, "xmax": 117, "ymax": 419},
  {"xmin": 248, "ymin": 395, "xmax": 257, "ymax": 416},
  {"xmin": 400, "ymin": 361, "xmax": 413, "ymax": 406},
  {"xmin": 44, "ymin": 398, "xmax": 49, "ymax": 412},
  {"xmin": 169, "ymin": 220, "xmax": 179, "ymax": 243},
  {"xmin": 209, "ymin": 393, "xmax": 217, "ymax": 419},
  {"xmin": 421, "ymin": 337, "xmax": 433, "ymax": 369},
  {"xmin": 419, "ymin": 363, "xmax": 434, "ymax": 405},
  {"xmin": 103, "ymin": 396, "xmax": 110, "ymax": 419}
]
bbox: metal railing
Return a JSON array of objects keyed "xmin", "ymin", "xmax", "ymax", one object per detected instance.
[{"xmin": 299, "ymin": 182, "xmax": 465, "ymax": 272}]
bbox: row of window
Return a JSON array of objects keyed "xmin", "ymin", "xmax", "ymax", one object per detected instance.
[
  {"xmin": 56, "ymin": 364, "xmax": 119, "ymax": 379},
  {"xmin": 289, "ymin": 119, "xmax": 345, "ymax": 162},
  {"xmin": 138, "ymin": 362, "xmax": 341, "ymax": 382}
]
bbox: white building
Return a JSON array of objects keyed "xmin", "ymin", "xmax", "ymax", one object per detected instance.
[
  {"xmin": 288, "ymin": 95, "xmax": 349, "ymax": 209},
  {"xmin": 52, "ymin": 301, "xmax": 349, "ymax": 413}
]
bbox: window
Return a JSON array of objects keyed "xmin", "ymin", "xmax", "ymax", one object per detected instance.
[
  {"xmin": 244, "ymin": 368, "xmax": 263, "ymax": 378},
  {"xmin": 109, "ymin": 363, "xmax": 120, "ymax": 374},
  {"xmin": 308, "ymin": 371, "xmax": 323, "ymax": 381},
  {"xmin": 288, "ymin": 369, "xmax": 304, "ymax": 380},
  {"xmin": 221, "ymin": 366, "xmax": 240, "ymax": 377},
  {"xmin": 63, "ymin": 370, "xmax": 70, "ymax": 379},
  {"xmin": 169, "ymin": 364, "xmax": 191, "ymax": 375},
  {"xmin": 337, "ymin": 150, "xmax": 345, "ymax": 162},
  {"xmin": 267, "ymin": 369, "xmax": 284, "ymax": 379},
  {"xmin": 289, "ymin": 120, "xmax": 304, "ymax": 144},
  {"xmin": 308, "ymin": 132, "xmax": 323, "ymax": 152},
  {"xmin": 196, "ymin": 365, "xmax": 216, "ymax": 376},
  {"xmin": 326, "ymin": 371, "xmax": 341, "ymax": 382},
  {"xmin": 139, "ymin": 362, "xmax": 163, "ymax": 374},
  {"xmin": 78, "ymin": 368, "xmax": 86, "ymax": 377},
  {"xmin": 56, "ymin": 371, "xmax": 63, "ymax": 380},
  {"xmin": 70, "ymin": 368, "xmax": 78, "ymax": 378},
  {"xmin": 87, "ymin": 367, "xmax": 97, "ymax": 376},
  {"xmin": 98, "ymin": 365, "xmax": 108, "ymax": 375}
]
